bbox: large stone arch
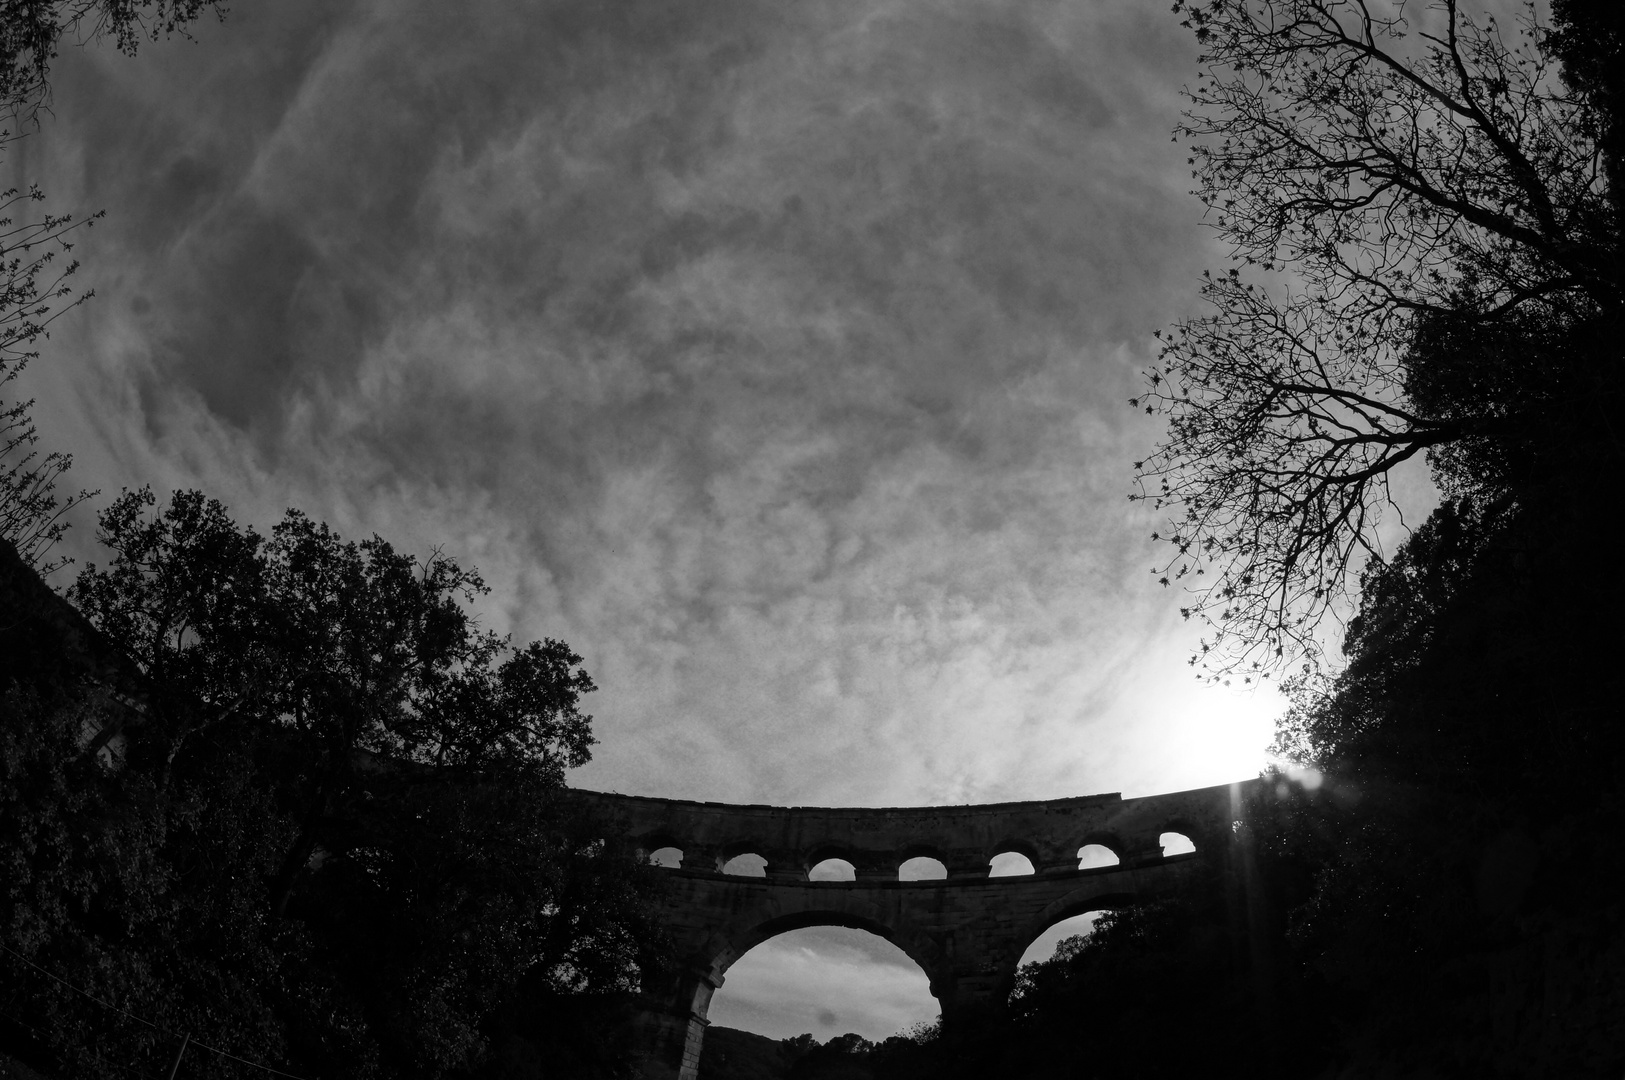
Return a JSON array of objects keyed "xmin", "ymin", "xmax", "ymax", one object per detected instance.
[
  {"xmin": 1001, "ymin": 886, "xmax": 1146, "ymax": 998},
  {"xmin": 1024, "ymin": 885, "xmax": 1145, "ymax": 944},
  {"xmin": 708, "ymin": 904, "xmax": 949, "ymax": 1003},
  {"xmin": 578, "ymin": 780, "xmax": 1254, "ymax": 1080}
]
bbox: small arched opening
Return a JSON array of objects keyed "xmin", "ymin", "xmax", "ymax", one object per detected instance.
[
  {"xmin": 1076, "ymin": 844, "xmax": 1119, "ymax": 869},
  {"xmin": 898, "ymin": 856, "xmax": 947, "ymax": 881},
  {"xmin": 808, "ymin": 858, "xmax": 856, "ymax": 882},
  {"xmin": 722, "ymin": 852, "xmax": 769, "ymax": 877},
  {"xmin": 647, "ymin": 846, "xmax": 684, "ymax": 869},
  {"xmin": 1159, "ymin": 831, "xmax": 1196, "ymax": 857},
  {"xmin": 988, "ymin": 851, "xmax": 1036, "ymax": 877}
]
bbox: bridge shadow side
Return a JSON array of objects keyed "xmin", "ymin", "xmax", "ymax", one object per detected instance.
[
  {"xmin": 628, "ymin": 859, "xmax": 1204, "ymax": 1078},
  {"xmin": 576, "ymin": 780, "xmax": 1254, "ymax": 1080}
]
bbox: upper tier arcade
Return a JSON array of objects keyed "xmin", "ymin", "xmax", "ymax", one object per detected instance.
[{"xmin": 573, "ymin": 780, "xmax": 1238, "ymax": 880}]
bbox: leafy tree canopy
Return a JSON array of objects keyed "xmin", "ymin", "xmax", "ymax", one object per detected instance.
[{"xmin": 2, "ymin": 491, "xmax": 667, "ymax": 1080}]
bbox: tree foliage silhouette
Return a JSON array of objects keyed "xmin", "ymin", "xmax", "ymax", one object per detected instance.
[
  {"xmin": 2, "ymin": 492, "xmax": 667, "ymax": 1080},
  {"xmin": 1132, "ymin": 0, "xmax": 1622, "ymax": 676},
  {"xmin": 0, "ymin": 172, "xmax": 98, "ymax": 575},
  {"xmin": 1, "ymin": 0, "xmax": 231, "ymax": 573},
  {"xmin": 1111, "ymin": 3, "xmax": 1625, "ymax": 1073},
  {"xmin": 2, "ymin": 0, "xmax": 225, "ymax": 119}
]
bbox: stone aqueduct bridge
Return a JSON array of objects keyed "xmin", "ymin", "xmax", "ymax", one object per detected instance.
[{"xmin": 575, "ymin": 779, "xmax": 1258, "ymax": 1080}]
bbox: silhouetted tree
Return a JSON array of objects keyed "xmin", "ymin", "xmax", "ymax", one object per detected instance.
[
  {"xmin": 2, "ymin": 0, "xmax": 225, "ymax": 118},
  {"xmin": 1133, "ymin": 0, "xmax": 1622, "ymax": 677},
  {"xmin": 2, "ymin": 492, "xmax": 668, "ymax": 1080},
  {"xmin": 0, "ymin": 172, "xmax": 97, "ymax": 574},
  {"xmin": 2, "ymin": 0, "xmax": 231, "ymax": 572}
]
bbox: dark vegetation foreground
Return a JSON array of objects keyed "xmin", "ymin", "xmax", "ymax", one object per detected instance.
[{"xmin": 1, "ymin": 514, "xmax": 669, "ymax": 1079}]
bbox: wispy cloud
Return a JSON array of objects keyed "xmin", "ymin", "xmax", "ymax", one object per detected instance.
[{"xmin": 15, "ymin": 0, "xmax": 1277, "ymax": 815}]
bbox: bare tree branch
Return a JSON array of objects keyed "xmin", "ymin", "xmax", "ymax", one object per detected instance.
[{"xmin": 1141, "ymin": 0, "xmax": 1619, "ymax": 679}]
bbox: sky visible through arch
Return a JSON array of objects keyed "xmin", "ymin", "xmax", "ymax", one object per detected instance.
[
  {"xmin": 10, "ymin": 0, "xmax": 1301, "ymax": 1043},
  {"xmin": 708, "ymin": 912, "xmax": 1101, "ymax": 1042}
]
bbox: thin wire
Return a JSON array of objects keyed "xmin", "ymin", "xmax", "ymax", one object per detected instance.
[
  {"xmin": 186, "ymin": 1038, "xmax": 313, "ymax": 1079},
  {"xmin": 0, "ymin": 941, "xmax": 158, "ymax": 1031},
  {"xmin": 0, "ymin": 942, "xmax": 313, "ymax": 1079}
]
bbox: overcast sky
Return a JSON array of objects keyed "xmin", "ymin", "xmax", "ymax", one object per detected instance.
[{"xmin": 11, "ymin": 0, "xmax": 1286, "ymax": 1042}]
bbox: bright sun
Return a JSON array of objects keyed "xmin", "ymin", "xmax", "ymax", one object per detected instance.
[{"xmin": 1126, "ymin": 660, "xmax": 1286, "ymax": 792}]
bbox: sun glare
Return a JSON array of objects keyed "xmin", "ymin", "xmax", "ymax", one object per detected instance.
[{"xmin": 1124, "ymin": 665, "xmax": 1285, "ymax": 791}]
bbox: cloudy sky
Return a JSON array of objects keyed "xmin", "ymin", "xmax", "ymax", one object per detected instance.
[{"xmin": 10, "ymin": 0, "xmax": 1286, "ymax": 1041}]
